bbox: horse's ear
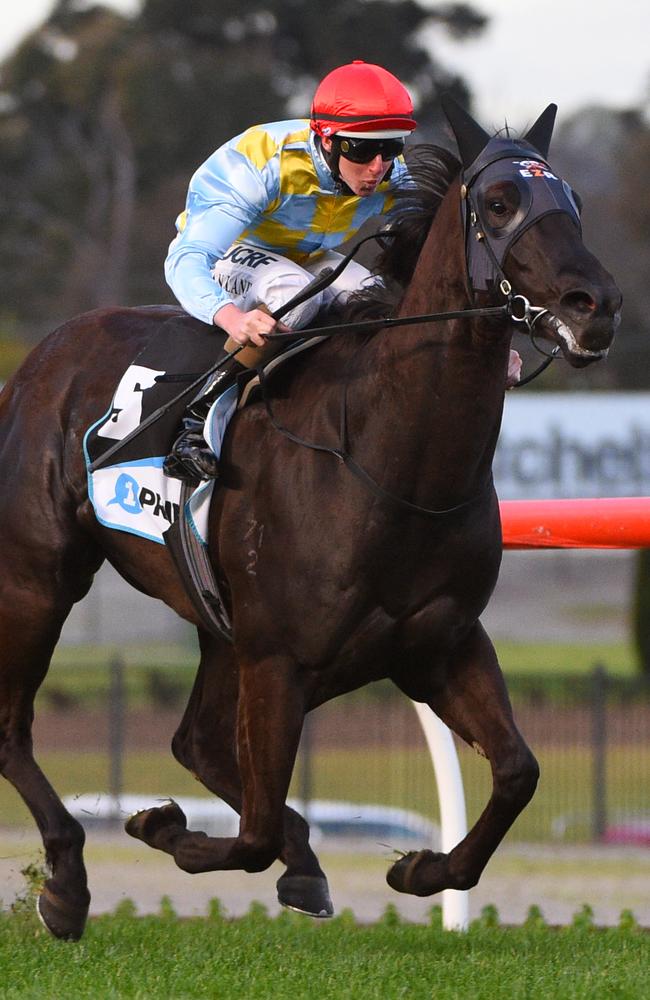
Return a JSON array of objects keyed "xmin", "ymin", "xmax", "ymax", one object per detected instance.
[
  {"xmin": 523, "ymin": 104, "xmax": 557, "ymax": 158},
  {"xmin": 440, "ymin": 94, "xmax": 490, "ymax": 169}
]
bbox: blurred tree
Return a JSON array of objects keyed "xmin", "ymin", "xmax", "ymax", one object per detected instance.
[
  {"xmin": 552, "ymin": 107, "xmax": 650, "ymax": 390},
  {"xmin": 611, "ymin": 117, "xmax": 650, "ymax": 388},
  {"xmin": 0, "ymin": 0, "xmax": 484, "ymax": 342},
  {"xmin": 0, "ymin": 3, "xmax": 138, "ymax": 331},
  {"xmin": 554, "ymin": 107, "xmax": 650, "ymax": 672}
]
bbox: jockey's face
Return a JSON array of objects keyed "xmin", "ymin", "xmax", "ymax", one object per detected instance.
[{"xmin": 321, "ymin": 136, "xmax": 392, "ymax": 196}]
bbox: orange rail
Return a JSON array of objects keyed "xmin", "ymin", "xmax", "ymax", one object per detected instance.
[{"xmin": 500, "ymin": 497, "xmax": 650, "ymax": 549}]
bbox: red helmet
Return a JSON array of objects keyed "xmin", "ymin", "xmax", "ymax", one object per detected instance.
[{"xmin": 310, "ymin": 61, "xmax": 416, "ymax": 138}]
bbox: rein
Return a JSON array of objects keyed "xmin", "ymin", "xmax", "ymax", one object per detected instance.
[
  {"xmin": 264, "ymin": 229, "xmax": 513, "ymax": 337},
  {"xmin": 264, "ymin": 229, "xmax": 557, "ymax": 387},
  {"xmin": 265, "ymin": 294, "xmax": 558, "ymax": 389},
  {"xmin": 265, "ymin": 301, "xmax": 510, "ymax": 340}
]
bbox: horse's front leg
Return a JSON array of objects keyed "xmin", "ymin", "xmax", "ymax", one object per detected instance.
[
  {"xmin": 387, "ymin": 621, "xmax": 539, "ymax": 896},
  {"xmin": 127, "ymin": 654, "xmax": 306, "ymax": 877}
]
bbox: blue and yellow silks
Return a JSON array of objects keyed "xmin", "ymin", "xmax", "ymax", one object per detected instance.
[{"xmin": 164, "ymin": 120, "xmax": 409, "ymax": 325}]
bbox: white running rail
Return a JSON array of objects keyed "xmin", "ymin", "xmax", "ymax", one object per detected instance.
[{"xmin": 412, "ymin": 703, "xmax": 469, "ymax": 931}]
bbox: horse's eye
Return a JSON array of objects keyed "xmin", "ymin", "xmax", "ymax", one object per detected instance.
[{"xmin": 477, "ymin": 180, "xmax": 525, "ymax": 234}]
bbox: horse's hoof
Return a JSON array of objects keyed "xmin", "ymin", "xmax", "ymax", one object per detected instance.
[
  {"xmin": 125, "ymin": 799, "xmax": 188, "ymax": 843},
  {"xmin": 276, "ymin": 873, "xmax": 334, "ymax": 918},
  {"xmin": 36, "ymin": 883, "xmax": 89, "ymax": 941},
  {"xmin": 386, "ymin": 849, "xmax": 448, "ymax": 897}
]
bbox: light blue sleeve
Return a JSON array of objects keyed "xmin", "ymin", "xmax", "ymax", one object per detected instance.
[
  {"xmin": 390, "ymin": 155, "xmax": 415, "ymax": 191},
  {"xmin": 164, "ymin": 140, "xmax": 279, "ymax": 324}
]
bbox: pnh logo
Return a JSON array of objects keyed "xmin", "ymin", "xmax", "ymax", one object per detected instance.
[
  {"xmin": 108, "ymin": 474, "xmax": 142, "ymax": 514},
  {"xmin": 107, "ymin": 473, "xmax": 179, "ymax": 524}
]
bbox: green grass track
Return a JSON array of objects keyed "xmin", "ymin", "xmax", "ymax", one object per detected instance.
[{"xmin": 0, "ymin": 905, "xmax": 648, "ymax": 1000}]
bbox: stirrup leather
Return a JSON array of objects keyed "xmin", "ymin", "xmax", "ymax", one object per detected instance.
[{"xmin": 163, "ymin": 359, "xmax": 245, "ymax": 482}]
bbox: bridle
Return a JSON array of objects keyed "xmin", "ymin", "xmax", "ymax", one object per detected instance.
[
  {"xmin": 261, "ymin": 159, "xmax": 582, "ymax": 387},
  {"xmin": 265, "ymin": 135, "xmax": 609, "ymax": 378}
]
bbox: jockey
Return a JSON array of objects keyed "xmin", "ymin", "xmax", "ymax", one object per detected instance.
[{"xmin": 163, "ymin": 60, "xmax": 417, "ymax": 482}]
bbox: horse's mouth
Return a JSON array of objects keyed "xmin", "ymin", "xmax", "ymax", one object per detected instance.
[{"xmin": 537, "ymin": 310, "xmax": 620, "ymax": 367}]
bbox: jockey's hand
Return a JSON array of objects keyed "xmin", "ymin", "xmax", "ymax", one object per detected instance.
[
  {"xmin": 506, "ymin": 348, "xmax": 522, "ymax": 389},
  {"xmin": 214, "ymin": 304, "xmax": 288, "ymax": 347}
]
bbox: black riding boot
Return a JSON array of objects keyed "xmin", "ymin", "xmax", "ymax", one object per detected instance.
[{"xmin": 163, "ymin": 358, "xmax": 246, "ymax": 483}]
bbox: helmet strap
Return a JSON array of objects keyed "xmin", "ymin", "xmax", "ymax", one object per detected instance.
[{"xmin": 316, "ymin": 136, "xmax": 353, "ymax": 194}]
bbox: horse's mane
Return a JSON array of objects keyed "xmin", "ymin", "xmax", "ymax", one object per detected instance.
[{"xmin": 342, "ymin": 143, "xmax": 460, "ymax": 323}]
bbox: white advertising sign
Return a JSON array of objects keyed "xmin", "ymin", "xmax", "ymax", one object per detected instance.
[{"xmin": 494, "ymin": 393, "xmax": 650, "ymax": 500}]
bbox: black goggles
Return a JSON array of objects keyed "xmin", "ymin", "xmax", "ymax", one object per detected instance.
[{"xmin": 336, "ymin": 136, "xmax": 405, "ymax": 164}]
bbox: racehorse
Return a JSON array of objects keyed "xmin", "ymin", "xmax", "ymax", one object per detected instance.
[{"xmin": 0, "ymin": 99, "xmax": 620, "ymax": 939}]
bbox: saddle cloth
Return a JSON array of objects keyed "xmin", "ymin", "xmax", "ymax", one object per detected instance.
[{"xmin": 84, "ymin": 313, "xmax": 225, "ymax": 545}]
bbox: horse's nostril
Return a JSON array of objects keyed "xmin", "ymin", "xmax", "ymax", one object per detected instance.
[{"xmin": 560, "ymin": 290, "xmax": 597, "ymax": 316}]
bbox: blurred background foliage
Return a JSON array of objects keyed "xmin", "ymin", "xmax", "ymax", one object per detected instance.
[{"xmin": 0, "ymin": 0, "xmax": 480, "ymax": 373}]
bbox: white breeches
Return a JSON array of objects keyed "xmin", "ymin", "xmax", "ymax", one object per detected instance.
[{"xmin": 212, "ymin": 243, "xmax": 373, "ymax": 328}]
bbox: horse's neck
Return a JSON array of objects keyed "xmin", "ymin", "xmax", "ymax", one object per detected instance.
[{"xmin": 356, "ymin": 181, "xmax": 511, "ymax": 508}]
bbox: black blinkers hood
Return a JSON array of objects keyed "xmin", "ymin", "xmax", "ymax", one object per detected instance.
[
  {"xmin": 462, "ymin": 138, "xmax": 582, "ymax": 292},
  {"xmin": 441, "ymin": 95, "xmax": 581, "ymax": 294},
  {"xmin": 464, "ymin": 136, "xmax": 545, "ymax": 184}
]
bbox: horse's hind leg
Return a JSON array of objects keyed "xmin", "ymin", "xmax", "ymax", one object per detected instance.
[
  {"xmin": 387, "ymin": 622, "xmax": 539, "ymax": 897},
  {"xmin": 127, "ymin": 648, "xmax": 332, "ymax": 909},
  {"xmin": 179, "ymin": 637, "xmax": 333, "ymax": 915},
  {"xmin": 127, "ymin": 633, "xmax": 333, "ymax": 916},
  {"xmin": 0, "ymin": 599, "xmax": 91, "ymax": 939}
]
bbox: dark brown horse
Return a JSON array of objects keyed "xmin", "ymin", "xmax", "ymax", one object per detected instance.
[{"xmin": 0, "ymin": 100, "xmax": 620, "ymax": 939}]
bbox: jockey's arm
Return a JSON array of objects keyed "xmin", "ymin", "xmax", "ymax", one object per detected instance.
[{"xmin": 165, "ymin": 141, "xmax": 283, "ymax": 344}]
